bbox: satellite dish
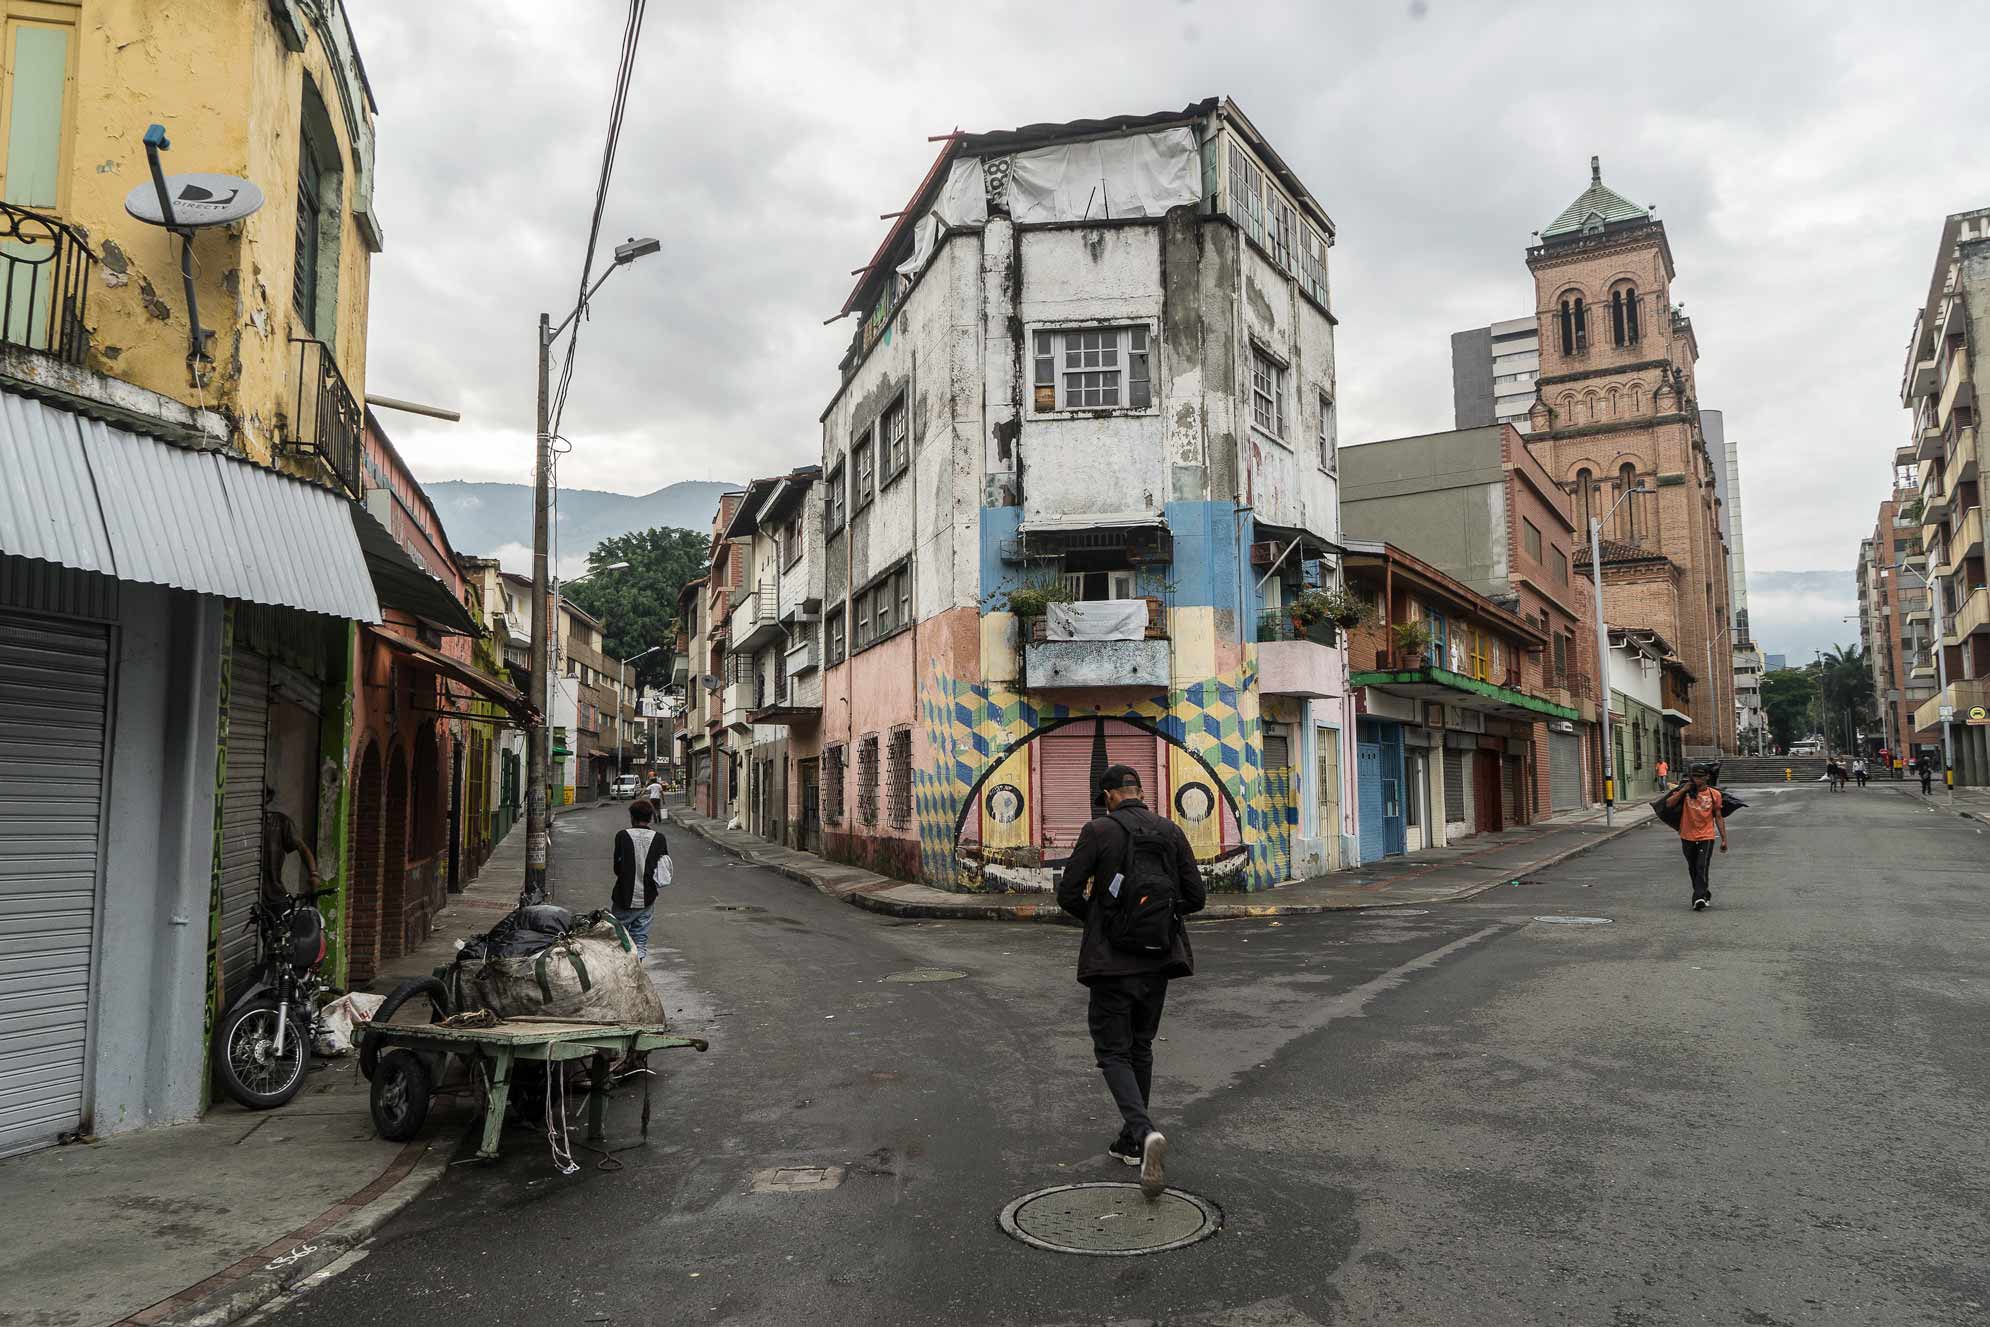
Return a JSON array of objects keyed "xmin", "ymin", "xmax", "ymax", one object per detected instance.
[
  {"xmin": 700, "ymin": 674, "xmax": 725, "ymax": 690},
  {"xmin": 125, "ymin": 173, "xmax": 265, "ymax": 228}
]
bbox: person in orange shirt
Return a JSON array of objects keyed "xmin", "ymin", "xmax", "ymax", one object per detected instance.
[{"xmin": 1662, "ymin": 760, "xmax": 1728, "ymax": 910}]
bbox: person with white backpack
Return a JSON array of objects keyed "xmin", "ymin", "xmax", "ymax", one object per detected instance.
[{"xmin": 610, "ymin": 798, "xmax": 672, "ymax": 957}]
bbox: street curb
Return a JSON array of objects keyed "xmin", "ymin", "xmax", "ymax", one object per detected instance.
[
  {"xmin": 126, "ymin": 1129, "xmax": 459, "ymax": 1327},
  {"xmin": 674, "ymin": 809, "xmax": 1656, "ymax": 922},
  {"xmin": 1878, "ymin": 780, "xmax": 1990, "ymax": 825}
]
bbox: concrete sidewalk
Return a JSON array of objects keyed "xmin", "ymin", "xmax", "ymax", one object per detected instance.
[
  {"xmin": 0, "ymin": 803, "xmax": 591, "ymax": 1327},
  {"xmin": 668, "ymin": 799, "xmax": 1656, "ymax": 920},
  {"xmin": 1879, "ymin": 779, "xmax": 1990, "ymax": 826}
]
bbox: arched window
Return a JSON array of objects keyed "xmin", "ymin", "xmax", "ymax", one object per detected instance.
[
  {"xmin": 1559, "ymin": 299, "xmax": 1574, "ymax": 355},
  {"xmin": 1624, "ymin": 285, "xmax": 1640, "ymax": 342},
  {"xmin": 1607, "ymin": 386, "xmax": 1620, "ymax": 417},
  {"xmin": 1618, "ymin": 463, "xmax": 1640, "ymax": 544},
  {"xmin": 1584, "ymin": 391, "xmax": 1599, "ymax": 422},
  {"xmin": 1560, "ymin": 392, "xmax": 1578, "ymax": 424},
  {"xmin": 1610, "ymin": 289, "xmax": 1626, "ymax": 347},
  {"xmin": 1574, "ymin": 468, "xmax": 1594, "ymax": 531},
  {"xmin": 1573, "ymin": 297, "xmax": 1587, "ymax": 351},
  {"xmin": 1629, "ymin": 382, "xmax": 1643, "ymax": 414}
]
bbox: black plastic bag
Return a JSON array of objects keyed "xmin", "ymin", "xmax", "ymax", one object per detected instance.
[
  {"xmin": 1649, "ymin": 791, "xmax": 1683, "ymax": 829},
  {"xmin": 456, "ymin": 903, "xmax": 574, "ymax": 962}
]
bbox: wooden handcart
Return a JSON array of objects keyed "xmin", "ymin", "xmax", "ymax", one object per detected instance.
[{"xmin": 358, "ymin": 1015, "xmax": 707, "ymax": 1162}]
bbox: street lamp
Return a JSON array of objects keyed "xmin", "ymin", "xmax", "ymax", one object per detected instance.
[
  {"xmin": 1590, "ymin": 484, "xmax": 1651, "ymax": 827},
  {"xmin": 526, "ymin": 240, "xmax": 659, "ymax": 904},
  {"xmin": 1894, "ymin": 559, "xmax": 1954, "ymax": 805},
  {"xmin": 1704, "ymin": 621, "xmax": 1733, "ymax": 758},
  {"xmin": 619, "ymin": 644, "xmax": 661, "ymax": 775}
]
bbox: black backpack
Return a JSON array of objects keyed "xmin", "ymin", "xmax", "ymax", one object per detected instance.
[{"xmin": 1103, "ymin": 810, "xmax": 1179, "ymax": 954}]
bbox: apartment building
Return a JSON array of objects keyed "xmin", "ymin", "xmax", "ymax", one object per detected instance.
[
  {"xmin": 1340, "ymin": 541, "xmax": 1580, "ymax": 856},
  {"xmin": 1521, "ymin": 157, "xmax": 1736, "ymax": 755},
  {"xmin": 1340, "ymin": 423, "xmax": 1599, "ymax": 820},
  {"xmin": 1451, "ymin": 316, "xmax": 1541, "ymax": 434},
  {"xmin": 814, "ymin": 97, "xmax": 1348, "ymax": 890},
  {"xmin": 1901, "ymin": 207, "xmax": 1990, "ymax": 784},
  {"xmin": 0, "ymin": 3, "xmax": 402, "ymax": 1155},
  {"xmin": 1858, "ymin": 495, "xmax": 1939, "ymax": 767},
  {"xmin": 723, "ymin": 468, "xmax": 825, "ymax": 846}
]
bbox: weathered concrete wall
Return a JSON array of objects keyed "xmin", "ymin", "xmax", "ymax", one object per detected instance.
[{"xmin": 60, "ymin": 2, "xmax": 376, "ymax": 463}]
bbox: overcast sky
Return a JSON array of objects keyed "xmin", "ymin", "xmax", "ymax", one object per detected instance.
[{"xmin": 348, "ymin": 1, "xmax": 1978, "ymax": 585}]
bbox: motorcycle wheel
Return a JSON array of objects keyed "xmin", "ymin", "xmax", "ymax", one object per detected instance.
[
  {"xmin": 370, "ymin": 1049, "xmax": 433, "ymax": 1142},
  {"xmin": 213, "ymin": 999, "xmax": 312, "ymax": 1109},
  {"xmin": 360, "ymin": 976, "xmax": 452, "ymax": 1080}
]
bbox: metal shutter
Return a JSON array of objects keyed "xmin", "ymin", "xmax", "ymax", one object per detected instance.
[
  {"xmin": 0, "ymin": 614, "xmax": 109, "ymax": 1157},
  {"xmin": 1356, "ymin": 742, "xmax": 1383, "ymax": 864},
  {"xmin": 1549, "ymin": 732, "xmax": 1582, "ymax": 811},
  {"xmin": 1501, "ymin": 755, "xmax": 1522, "ymax": 825},
  {"xmin": 1102, "ymin": 720, "xmax": 1161, "ymax": 803},
  {"xmin": 1037, "ymin": 726, "xmax": 1098, "ymax": 860},
  {"xmin": 218, "ymin": 649, "xmax": 270, "ymax": 1005},
  {"xmin": 1262, "ymin": 729, "xmax": 1290, "ymax": 770},
  {"xmin": 1443, "ymin": 748, "xmax": 1467, "ymax": 826}
]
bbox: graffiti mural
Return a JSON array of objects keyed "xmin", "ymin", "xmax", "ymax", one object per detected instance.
[{"xmin": 911, "ymin": 659, "xmax": 1290, "ymax": 892}]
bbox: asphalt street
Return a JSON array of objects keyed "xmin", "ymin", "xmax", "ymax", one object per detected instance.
[{"xmin": 265, "ymin": 783, "xmax": 1990, "ymax": 1326}]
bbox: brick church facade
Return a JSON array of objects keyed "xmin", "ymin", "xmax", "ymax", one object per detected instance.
[{"xmin": 1526, "ymin": 159, "xmax": 1737, "ymax": 753}]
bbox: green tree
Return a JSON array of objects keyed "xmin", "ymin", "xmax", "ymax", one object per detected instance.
[
  {"xmin": 561, "ymin": 526, "xmax": 708, "ymax": 691},
  {"xmin": 1760, "ymin": 667, "xmax": 1819, "ymax": 749},
  {"xmin": 1816, "ymin": 644, "xmax": 1878, "ymax": 750}
]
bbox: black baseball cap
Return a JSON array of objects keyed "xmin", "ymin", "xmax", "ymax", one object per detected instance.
[{"xmin": 1099, "ymin": 764, "xmax": 1143, "ymax": 793}]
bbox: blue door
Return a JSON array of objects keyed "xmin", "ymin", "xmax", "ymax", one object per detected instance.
[
  {"xmin": 1356, "ymin": 742, "xmax": 1383, "ymax": 865},
  {"xmin": 1380, "ymin": 723, "xmax": 1408, "ymax": 856}
]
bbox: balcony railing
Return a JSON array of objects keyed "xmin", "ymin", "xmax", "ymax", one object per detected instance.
[
  {"xmin": 1026, "ymin": 597, "xmax": 1167, "ymax": 642},
  {"xmin": 0, "ymin": 203, "xmax": 93, "ymax": 365},
  {"xmin": 287, "ymin": 337, "xmax": 363, "ymax": 500},
  {"xmin": 1254, "ymin": 609, "xmax": 1338, "ymax": 646}
]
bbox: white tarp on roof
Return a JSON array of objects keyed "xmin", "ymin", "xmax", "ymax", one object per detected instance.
[
  {"xmin": 0, "ymin": 388, "xmax": 380, "ymax": 621},
  {"xmin": 896, "ymin": 157, "xmax": 990, "ymax": 280},
  {"xmin": 1046, "ymin": 599, "xmax": 1148, "ymax": 643},
  {"xmin": 1006, "ymin": 127, "xmax": 1201, "ymax": 226}
]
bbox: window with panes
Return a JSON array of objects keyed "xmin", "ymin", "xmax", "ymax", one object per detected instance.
[
  {"xmin": 825, "ymin": 462, "xmax": 846, "ymax": 534},
  {"xmin": 825, "ymin": 606, "xmax": 845, "ymax": 665},
  {"xmin": 857, "ymin": 735, "xmax": 879, "ymax": 824},
  {"xmin": 1523, "ymin": 519, "xmax": 1543, "ymax": 560},
  {"xmin": 1316, "ymin": 391, "xmax": 1337, "ymax": 473},
  {"xmin": 824, "ymin": 744, "xmax": 845, "ymax": 823},
  {"xmin": 1250, "ymin": 348, "xmax": 1286, "ymax": 440},
  {"xmin": 853, "ymin": 429, "xmax": 874, "ymax": 510},
  {"xmin": 887, "ymin": 728, "xmax": 912, "ymax": 827},
  {"xmin": 881, "ymin": 396, "xmax": 909, "ymax": 483},
  {"xmin": 1032, "ymin": 327, "xmax": 1151, "ymax": 412}
]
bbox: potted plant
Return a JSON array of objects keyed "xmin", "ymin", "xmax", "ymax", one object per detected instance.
[
  {"xmin": 1391, "ymin": 619, "xmax": 1433, "ymax": 668},
  {"xmin": 1316, "ymin": 587, "xmax": 1371, "ymax": 630},
  {"xmin": 1001, "ymin": 578, "xmax": 1074, "ymax": 620}
]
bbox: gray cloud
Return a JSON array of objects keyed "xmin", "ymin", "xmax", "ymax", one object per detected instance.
[{"xmin": 349, "ymin": 0, "xmax": 1972, "ymax": 577}]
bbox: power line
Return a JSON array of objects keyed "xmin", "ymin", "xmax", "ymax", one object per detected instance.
[{"xmin": 550, "ymin": 0, "xmax": 648, "ymax": 441}]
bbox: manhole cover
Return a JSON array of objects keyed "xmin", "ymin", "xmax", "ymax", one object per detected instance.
[
  {"xmin": 712, "ymin": 904, "xmax": 764, "ymax": 913},
  {"xmin": 1532, "ymin": 915, "xmax": 1613, "ymax": 925},
  {"xmin": 882, "ymin": 968, "xmax": 967, "ymax": 983},
  {"xmin": 1000, "ymin": 1183, "xmax": 1220, "ymax": 1256}
]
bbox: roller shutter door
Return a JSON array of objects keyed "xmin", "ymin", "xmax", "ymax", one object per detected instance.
[
  {"xmin": 1501, "ymin": 755, "xmax": 1522, "ymax": 826},
  {"xmin": 1037, "ymin": 726, "xmax": 1098, "ymax": 862},
  {"xmin": 1443, "ymin": 748, "xmax": 1467, "ymax": 828},
  {"xmin": 1549, "ymin": 732, "xmax": 1582, "ymax": 811},
  {"xmin": 0, "ymin": 614, "xmax": 109, "ymax": 1157},
  {"xmin": 218, "ymin": 649, "xmax": 270, "ymax": 1005}
]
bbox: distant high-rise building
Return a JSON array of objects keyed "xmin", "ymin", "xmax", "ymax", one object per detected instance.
[
  {"xmin": 1450, "ymin": 316, "xmax": 1539, "ymax": 433},
  {"xmin": 1764, "ymin": 653, "xmax": 1788, "ymax": 672}
]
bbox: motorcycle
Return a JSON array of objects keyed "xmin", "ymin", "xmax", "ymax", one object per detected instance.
[{"xmin": 212, "ymin": 886, "xmax": 337, "ymax": 1109}]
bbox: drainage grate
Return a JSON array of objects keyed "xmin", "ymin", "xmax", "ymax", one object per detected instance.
[
  {"xmin": 1000, "ymin": 1183, "xmax": 1220, "ymax": 1256},
  {"xmin": 1532, "ymin": 915, "xmax": 1613, "ymax": 925},
  {"xmin": 883, "ymin": 968, "xmax": 967, "ymax": 983}
]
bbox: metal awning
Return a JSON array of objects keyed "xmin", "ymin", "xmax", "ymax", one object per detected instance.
[
  {"xmin": 349, "ymin": 502, "xmax": 479, "ymax": 635},
  {"xmin": 363, "ymin": 625, "xmax": 532, "ymax": 721},
  {"xmin": 1352, "ymin": 664, "xmax": 1579, "ymax": 725},
  {"xmin": 0, "ymin": 389, "xmax": 379, "ymax": 621}
]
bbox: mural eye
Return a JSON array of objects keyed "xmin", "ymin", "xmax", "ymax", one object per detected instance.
[{"xmin": 1174, "ymin": 783, "xmax": 1214, "ymax": 823}]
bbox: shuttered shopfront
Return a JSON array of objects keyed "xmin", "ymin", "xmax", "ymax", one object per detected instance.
[
  {"xmin": 1549, "ymin": 730, "xmax": 1583, "ymax": 811},
  {"xmin": 218, "ymin": 648, "xmax": 270, "ymax": 1006},
  {"xmin": 0, "ymin": 613, "xmax": 110, "ymax": 1157}
]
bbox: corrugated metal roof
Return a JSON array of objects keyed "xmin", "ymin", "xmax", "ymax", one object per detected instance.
[{"xmin": 0, "ymin": 388, "xmax": 380, "ymax": 622}]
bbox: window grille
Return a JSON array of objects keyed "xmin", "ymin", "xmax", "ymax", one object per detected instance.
[
  {"xmin": 887, "ymin": 728, "xmax": 912, "ymax": 827},
  {"xmin": 857, "ymin": 735, "xmax": 879, "ymax": 825}
]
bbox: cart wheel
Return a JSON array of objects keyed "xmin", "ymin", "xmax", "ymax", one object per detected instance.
[
  {"xmin": 360, "ymin": 976, "xmax": 452, "ymax": 1079},
  {"xmin": 370, "ymin": 1049, "xmax": 432, "ymax": 1142}
]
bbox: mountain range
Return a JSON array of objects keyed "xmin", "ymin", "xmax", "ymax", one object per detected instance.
[{"xmin": 426, "ymin": 479, "xmax": 741, "ymax": 572}]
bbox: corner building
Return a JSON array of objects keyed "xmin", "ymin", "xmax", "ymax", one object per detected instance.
[
  {"xmin": 817, "ymin": 99, "xmax": 1349, "ymax": 891},
  {"xmin": 1524, "ymin": 158, "xmax": 1735, "ymax": 753}
]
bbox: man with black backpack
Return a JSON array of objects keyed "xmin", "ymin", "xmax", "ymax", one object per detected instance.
[{"xmin": 1057, "ymin": 764, "xmax": 1207, "ymax": 1198}]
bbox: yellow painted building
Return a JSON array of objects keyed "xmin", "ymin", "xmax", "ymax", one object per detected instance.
[{"xmin": 1, "ymin": 0, "xmax": 378, "ymax": 482}]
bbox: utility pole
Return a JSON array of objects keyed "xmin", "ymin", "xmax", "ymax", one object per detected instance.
[{"xmin": 525, "ymin": 313, "xmax": 553, "ymax": 903}]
